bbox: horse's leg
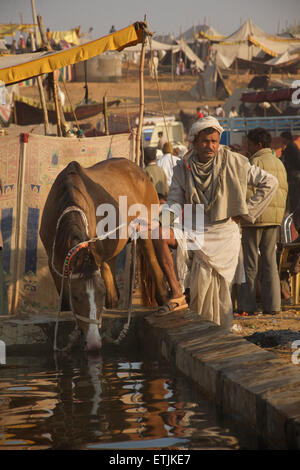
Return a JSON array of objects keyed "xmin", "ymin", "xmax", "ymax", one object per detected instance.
[
  {"xmin": 138, "ymin": 238, "xmax": 168, "ymax": 306},
  {"xmin": 101, "ymin": 260, "xmax": 119, "ymax": 308}
]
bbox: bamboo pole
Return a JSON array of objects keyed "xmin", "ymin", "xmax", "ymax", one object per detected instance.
[
  {"xmin": 37, "ymin": 13, "xmax": 66, "ymax": 136},
  {"xmin": 30, "ymin": 0, "xmax": 49, "ymax": 135},
  {"xmin": 135, "ymin": 26, "xmax": 147, "ymax": 166},
  {"xmin": 103, "ymin": 94, "xmax": 109, "ymax": 135},
  {"xmin": 11, "ymin": 135, "xmax": 27, "ymax": 314},
  {"xmin": 52, "ymin": 73, "xmax": 62, "ymax": 136}
]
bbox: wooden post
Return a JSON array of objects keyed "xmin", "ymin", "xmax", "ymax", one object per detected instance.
[
  {"xmin": 103, "ymin": 94, "xmax": 109, "ymax": 135},
  {"xmin": 52, "ymin": 73, "xmax": 62, "ymax": 136},
  {"xmin": 30, "ymin": 0, "xmax": 49, "ymax": 135},
  {"xmin": 135, "ymin": 28, "xmax": 147, "ymax": 166},
  {"xmin": 11, "ymin": 134, "xmax": 27, "ymax": 314},
  {"xmin": 171, "ymin": 50, "xmax": 174, "ymax": 82},
  {"xmin": 37, "ymin": 13, "xmax": 66, "ymax": 136}
]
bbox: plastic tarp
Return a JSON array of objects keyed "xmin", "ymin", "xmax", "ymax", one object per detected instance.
[
  {"xmin": 0, "ymin": 132, "xmax": 134, "ymax": 315},
  {"xmin": 0, "ymin": 22, "xmax": 144, "ymax": 85}
]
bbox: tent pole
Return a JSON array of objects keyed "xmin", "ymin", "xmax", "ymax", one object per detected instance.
[
  {"xmin": 30, "ymin": 0, "xmax": 49, "ymax": 136},
  {"xmin": 103, "ymin": 94, "xmax": 109, "ymax": 135},
  {"xmin": 135, "ymin": 24, "xmax": 147, "ymax": 166},
  {"xmin": 37, "ymin": 14, "xmax": 67, "ymax": 136}
]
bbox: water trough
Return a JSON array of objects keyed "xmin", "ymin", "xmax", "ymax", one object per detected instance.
[{"xmin": 1, "ymin": 307, "xmax": 300, "ymax": 449}]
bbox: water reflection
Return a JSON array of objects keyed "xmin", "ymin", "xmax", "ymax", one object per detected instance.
[{"xmin": 0, "ymin": 348, "xmax": 248, "ymax": 450}]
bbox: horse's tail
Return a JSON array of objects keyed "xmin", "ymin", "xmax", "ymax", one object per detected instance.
[
  {"xmin": 138, "ymin": 244, "xmax": 157, "ymax": 307},
  {"xmin": 137, "ymin": 238, "xmax": 168, "ymax": 307}
]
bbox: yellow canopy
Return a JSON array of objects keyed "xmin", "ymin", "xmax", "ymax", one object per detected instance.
[
  {"xmin": 0, "ymin": 24, "xmax": 37, "ymax": 38},
  {"xmin": 0, "ymin": 22, "xmax": 144, "ymax": 85}
]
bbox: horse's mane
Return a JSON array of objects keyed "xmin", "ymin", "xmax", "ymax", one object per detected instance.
[{"xmin": 54, "ymin": 162, "xmax": 90, "ymax": 261}]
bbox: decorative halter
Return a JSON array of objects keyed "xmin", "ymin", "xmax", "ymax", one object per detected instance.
[
  {"xmin": 52, "ymin": 205, "xmax": 131, "ymax": 352},
  {"xmin": 51, "ymin": 206, "xmax": 90, "ymax": 279},
  {"xmin": 64, "ymin": 242, "xmax": 90, "ymax": 277}
]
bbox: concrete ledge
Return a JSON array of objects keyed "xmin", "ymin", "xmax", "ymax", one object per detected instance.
[
  {"xmin": 140, "ymin": 309, "xmax": 300, "ymax": 450},
  {"xmin": 0, "ymin": 307, "xmax": 154, "ymax": 350}
]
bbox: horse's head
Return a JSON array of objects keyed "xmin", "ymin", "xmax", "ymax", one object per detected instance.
[{"xmin": 68, "ymin": 246, "xmax": 106, "ymax": 353}]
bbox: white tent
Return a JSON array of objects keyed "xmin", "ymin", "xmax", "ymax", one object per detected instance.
[
  {"xmin": 190, "ymin": 64, "xmax": 230, "ymax": 100},
  {"xmin": 213, "ymin": 19, "xmax": 300, "ymax": 69},
  {"xmin": 178, "ymin": 24, "xmax": 225, "ymax": 42},
  {"xmin": 172, "ymin": 39, "xmax": 204, "ymax": 71},
  {"xmin": 266, "ymin": 46, "xmax": 300, "ymax": 66}
]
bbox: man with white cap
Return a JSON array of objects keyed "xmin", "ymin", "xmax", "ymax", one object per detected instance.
[{"xmin": 152, "ymin": 116, "xmax": 278, "ymax": 329}]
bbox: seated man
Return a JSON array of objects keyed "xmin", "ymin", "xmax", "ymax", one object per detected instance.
[{"xmin": 152, "ymin": 117, "xmax": 278, "ymax": 329}]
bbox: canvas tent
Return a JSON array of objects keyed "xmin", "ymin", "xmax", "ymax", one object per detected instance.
[
  {"xmin": 213, "ymin": 19, "xmax": 300, "ymax": 69},
  {"xmin": 177, "ymin": 24, "xmax": 225, "ymax": 43},
  {"xmin": 122, "ymin": 36, "xmax": 175, "ymax": 63},
  {"xmin": 190, "ymin": 63, "xmax": 230, "ymax": 100},
  {"xmin": 171, "ymin": 39, "xmax": 205, "ymax": 71}
]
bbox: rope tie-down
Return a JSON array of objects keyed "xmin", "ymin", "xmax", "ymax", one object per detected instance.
[{"xmin": 52, "ymin": 206, "xmax": 138, "ymax": 352}]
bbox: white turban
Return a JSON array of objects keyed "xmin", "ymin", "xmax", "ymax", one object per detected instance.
[{"xmin": 188, "ymin": 116, "xmax": 224, "ymax": 143}]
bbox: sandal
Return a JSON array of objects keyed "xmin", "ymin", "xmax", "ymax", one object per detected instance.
[{"xmin": 155, "ymin": 295, "xmax": 188, "ymax": 317}]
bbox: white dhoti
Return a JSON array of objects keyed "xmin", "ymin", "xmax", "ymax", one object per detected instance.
[{"xmin": 173, "ymin": 216, "xmax": 241, "ymax": 329}]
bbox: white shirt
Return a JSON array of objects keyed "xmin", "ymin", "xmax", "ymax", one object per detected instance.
[{"xmin": 157, "ymin": 153, "xmax": 181, "ymax": 186}]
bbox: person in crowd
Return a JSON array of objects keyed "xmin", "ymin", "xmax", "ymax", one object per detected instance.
[
  {"xmin": 229, "ymin": 106, "xmax": 238, "ymax": 118},
  {"xmin": 280, "ymin": 131, "xmax": 300, "ymax": 213},
  {"xmin": 157, "ymin": 131, "xmax": 168, "ymax": 151},
  {"xmin": 26, "ymin": 35, "xmax": 32, "ymax": 52},
  {"xmin": 202, "ymin": 105, "xmax": 209, "ymax": 117},
  {"xmin": 176, "ymin": 57, "xmax": 185, "ymax": 75},
  {"xmin": 17, "ymin": 34, "xmax": 26, "ymax": 53},
  {"xmin": 214, "ymin": 104, "xmax": 225, "ymax": 118},
  {"xmin": 11, "ymin": 39, "xmax": 16, "ymax": 54},
  {"xmin": 151, "ymin": 117, "xmax": 278, "ymax": 329},
  {"xmin": 143, "ymin": 146, "xmax": 169, "ymax": 204},
  {"xmin": 157, "ymin": 142, "xmax": 181, "ymax": 187},
  {"xmin": 196, "ymin": 107, "xmax": 204, "ymax": 119},
  {"xmin": 237, "ymin": 128, "xmax": 288, "ymax": 316},
  {"xmin": 149, "ymin": 52, "xmax": 159, "ymax": 78}
]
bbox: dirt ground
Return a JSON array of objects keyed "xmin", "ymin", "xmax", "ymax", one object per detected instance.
[
  {"xmin": 231, "ymin": 308, "xmax": 300, "ymax": 365},
  {"xmin": 6, "ymin": 67, "xmax": 300, "ymax": 365},
  {"xmin": 11, "ymin": 67, "xmax": 278, "ymax": 137}
]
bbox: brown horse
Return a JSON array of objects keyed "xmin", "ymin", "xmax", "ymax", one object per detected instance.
[{"xmin": 40, "ymin": 158, "xmax": 168, "ymax": 352}]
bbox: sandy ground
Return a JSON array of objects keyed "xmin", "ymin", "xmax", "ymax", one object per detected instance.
[
  {"xmin": 4, "ymin": 67, "xmax": 300, "ymax": 364},
  {"xmin": 8, "ymin": 66, "xmax": 261, "ymax": 137},
  {"xmin": 232, "ymin": 309, "xmax": 300, "ymax": 365}
]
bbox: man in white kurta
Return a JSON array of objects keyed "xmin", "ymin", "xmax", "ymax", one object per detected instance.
[{"xmin": 152, "ymin": 117, "xmax": 278, "ymax": 329}]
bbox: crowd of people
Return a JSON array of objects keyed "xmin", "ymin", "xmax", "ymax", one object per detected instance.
[
  {"xmin": 195, "ymin": 104, "xmax": 239, "ymax": 119},
  {"xmin": 141, "ymin": 118, "xmax": 300, "ymax": 329}
]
